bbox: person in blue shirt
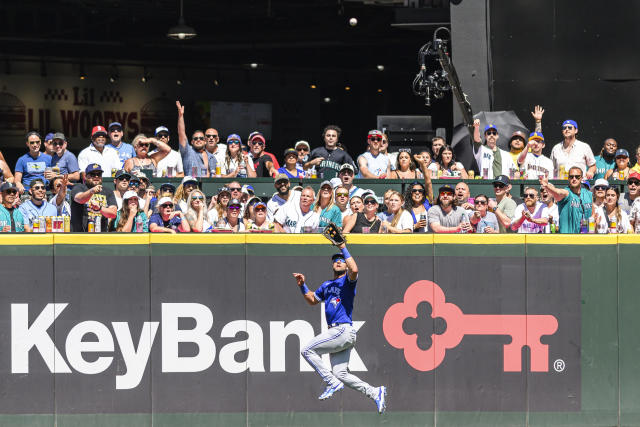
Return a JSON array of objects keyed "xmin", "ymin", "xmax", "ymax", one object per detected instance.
[
  {"xmin": 14, "ymin": 131, "xmax": 52, "ymax": 192},
  {"xmin": 107, "ymin": 122, "xmax": 135, "ymax": 169},
  {"xmin": 50, "ymin": 133, "xmax": 80, "ymax": 182},
  {"xmin": 539, "ymin": 167, "xmax": 592, "ymax": 233},
  {"xmin": 593, "ymin": 138, "xmax": 617, "ymax": 180},
  {"xmin": 294, "ymin": 243, "xmax": 387, "ymax": 414},
  {"xmin": 277, "ymin": 148, "xmax": 305, "ymax": 178},
  {"xmin": 18, "ymin": 178, "xmax": 58, "ymax": 228}
]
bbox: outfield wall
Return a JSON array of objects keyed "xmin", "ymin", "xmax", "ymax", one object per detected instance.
[{"xmin": 0, "ymin": 234, "xmax": 638, "ymax": 427}]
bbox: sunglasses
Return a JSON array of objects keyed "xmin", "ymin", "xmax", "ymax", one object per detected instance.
[
  {"xmin": 229, "ymin": 187, "xmax": 241, "ymax": 192},
  {"xmin": 31, "ymin": 185, "xmax": 46, "ymax": 190},
  {"xmin": 440, "ymin": 191, "xmax": 453, "ymax": 196},
  {"xmin": 594, "ymin": 185, "xmax": 608, "ymax": 191},
  {"xmin": 192, "ymin": 195, "xmax": 204, "ymax": 200},
  {"xmin": 157, "ymin": 133, "xmax": 169, "ymax": 138},
  {"xmin": 321, "ymin": 186, "xmax": 332, "ymax": 191},
  {"xmin": 364, "ymin": 199, "xmax": 377, "ymax": 205},
  {"xmin": 475, "ymin": 200, "xmax": 487, "ymax": 205},
  {"xmin": 369, "ymin": 137, "xmax": 382, "ymax": 142},
  {"xmin": 568, "ymin": 174, "xmax": 582, "ymax": 180},
  {"xmin": 523, "ymin": 193, "xmax": 537, "ymax": 199},
  {"xmin": 411, "ymin": 188, "xmax": 425, "ymax": 194},
  {"xmin": 485, "ymin": 130, "xmax": 498, "ymax": 136},
  {"xmin": 297, "ymin": 147, "xmax": 309, "ymax": 152},
  {"xmin": 193, "ymin": 136, "xmax": 206, "ymax": 141},
  {"xmin": 205, "ymin": 134, "xmax": 219, "ymax": 139},
  {"xmin": 110, "ymin": 128, "xmax": 122, "ymax": 132},
  {"xmin": 628, "ymin": 180, "xmax": 640, "ymax": 186},
  {"xmin": 228, "ymin": 140, "xmax": 240, "ymax": 145},
  {"xmin": 493, "ymin": 183, "xmax": 506, "ymax": 189},
  {"xmin": 562, "ymin": 126, "xmax": 575, "ymax": 130},
  {"xmin": 137, "ymin": 143, "xmax": 150, "ymax": 148},
  {"xmin": 336, "ymin": 192, "xmax": 349, "ymax": 197},
  {"xmin": 129, "ymin": 182, "xmax": 141, "ymax": 187},
  {"xmin": 117, "ymin": 177, "xmax": 131, "ymax": 182},
  {"xmin": 616, "ymin": 156, "xmax": 628, "ymax": 160},
  {"xmin": 87, "ymin": 173, "xmax": 102, "ymax": 178},
  {"xmin": 52, "ymin": 141, "xmax": 65, "ymax": 146},
  {"xmin": 228, "ymin": 205, "xmax": 241, "ymax": 210},
  {"xmin": 251, "ymin": 141, "xmax": 265, "ymax": 146},
  {"xmin": 255, "ymin": 207, "xmax": 266, "ymax": 212},
  {"xmin": 28, "ymin": 140, "xmax": 41, "ymax": 145},
  {"xmin": 3, "ymin": 189, "xmax": 18, "ymax": 195},
  {"xmin": 161, "ymin": 204, "xmax": 174, "ymax": 208}
]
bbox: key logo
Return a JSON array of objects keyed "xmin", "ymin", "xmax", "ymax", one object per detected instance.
[{"xmin": 383, "ymin": 280, "xmax": 559, "ymax": 372}]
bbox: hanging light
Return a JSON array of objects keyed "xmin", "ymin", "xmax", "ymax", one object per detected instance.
[
  {"xmin": 141, "ymin": 67, "xmax": 151, "ymax": 83},
  {"xmin": 167, "ymin": 0, "xmax": 197, "ymax": 40},
  {"xmin": 79, "ymin": 64, "xmax": 87, "ymax": 80}
]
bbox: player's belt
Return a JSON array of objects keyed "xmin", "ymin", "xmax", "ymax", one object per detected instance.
[{"xmin": 329, "ymin": 322, "xmax": 351, "ymax": 328}]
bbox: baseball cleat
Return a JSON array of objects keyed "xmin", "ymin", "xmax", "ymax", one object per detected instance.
[
  {"xmin": 318, "ymin": 382, "xmax": 344, "ymax": 400},
  {"xmin": 374, "ymin": 386, "xmax": 387, "ymax": 414}
]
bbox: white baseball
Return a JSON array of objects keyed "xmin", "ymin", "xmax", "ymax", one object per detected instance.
[{"xmin": 349, "ymin": 17, "xmax": 358, "ymax": 27}]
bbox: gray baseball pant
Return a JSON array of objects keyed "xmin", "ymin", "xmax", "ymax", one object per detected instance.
[{"xmin": 301, "ymin": 324, "xmax": 377, "ymax": 399}]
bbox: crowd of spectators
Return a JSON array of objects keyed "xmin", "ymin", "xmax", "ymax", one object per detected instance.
[{"xmin": 1, "ymin": 103, "xmax": 640, "ymax": 234}]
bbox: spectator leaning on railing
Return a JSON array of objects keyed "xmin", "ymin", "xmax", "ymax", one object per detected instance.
[
  {"xmin": 379, "ymin": 190, "xmax": 412, "ymax": 233},
  {"xmin": 184, "ymin": 189, "xmax": 210, "ymax": 232},
  {"xmin": 112, "ymin": 190, "xmax": 149, "ymax": 232},
  {"xmin": 487, "ymin": 175, "xmax": 517, "ymax": 234},
  {"xmin": 149, "ymin": 197, "xmax": 190, "ymax": 233},
  {"xmin": 18, "ymin": 178, "xmax": 57, "ymax": 229},
  {"xmin": 604, "ymin": 149, "xmax": 631, "ymax": 181},
  {"xmin": 427, "ymin": 184, "xmax": 470, "ymax": 234},
  {"xmin": 469, "ymin": 194, "xmax": 499, "ymax": 233},
  {"xmin": 275, "ymin": 187, "xmax": 319, "ymax": 233},
  {"xmin": 343, "ymin": 193, "xmax": 381, "ymax": 233},
  {"xmin": 510, "ymin": 187, "xmax": 549, "ymax": 233}
]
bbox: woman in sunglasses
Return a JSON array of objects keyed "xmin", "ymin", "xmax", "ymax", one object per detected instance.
[
  {"xmin": 247, "ymin": 201, "xmax": 274, "ymax": 231},
  {"xmin": 404, "ymin": 182, "xmax": 431, "ymax": 233},
  {"xmin": 112, "ymin": 190, "xmax": 149, "ymax": 232},
  {"xmin": 207, "ymin": 187, "xmax": 231, "ymax": 225},
  {"xmin": 429, "ymin": 145, "xmax": 468, "ymax": 179},
  {"xmin": 334, "ymin": 185, "xmax": 351, "ymax": 220},
  {"xmin": 314, "ymin": 181, "xmax": 343, "ymax": 228},
  {"xmin": 185, "ymin": 189, "xmax": 211, "ymax": 232},
  {"xmin": 123, "ymin": 134, "xmax": 170, "ymax": 177},
  {"xmin": 343, "ymin": 193, "xmax": 381, "ymax": 233},
  {"xmin": 604, "ymin": 149, "xmax": 631, "ymax": 181},
  {"xmin": 216, "ymin": 198, "xmax": 246, "ymax": 232},
  {"xmin": 221, "ymin": 134, "xmax": 256, "ymax": 178}
]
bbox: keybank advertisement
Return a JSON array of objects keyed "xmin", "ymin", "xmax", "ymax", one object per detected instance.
[{"xmin": 0, "ymin": 253, "xmax": 580, "ymax": 414}]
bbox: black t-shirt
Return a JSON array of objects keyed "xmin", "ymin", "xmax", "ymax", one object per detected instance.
[
  {"xmin": 352, "ymin": 212, "xmax": 381, "ymax": 233},
  {"xmin": 253, "ymin": 154, "xmax": 273, "ymax": 177},
  {"xmin": 308, "ymin": 147, "xmax": 355, "ymax": 179},
  {"xmin": 70, "ymin": 184, "xmax": 117, "ymax": 232}
]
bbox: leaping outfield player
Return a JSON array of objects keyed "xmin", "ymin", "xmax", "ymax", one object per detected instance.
[{"xmin": 293, "ymin": 242, "xmax": 387, "ymax": 414}]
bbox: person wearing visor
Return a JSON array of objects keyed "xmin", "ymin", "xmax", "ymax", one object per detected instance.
[
  {"xmin": 293, "ymin": 242, "xmax": 387, "ymax": 413},
  {"xmin": 149, "ymin": 197, "xmax": 190, "ymax": 233},
  {"xmin": 0, "ymin": 182, "xmax": 26, "ymax": 232}
]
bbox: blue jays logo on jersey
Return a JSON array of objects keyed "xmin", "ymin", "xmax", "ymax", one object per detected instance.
[{"xmin": 330, "ymin": 297, "xmax": 341, "ymax": 307}]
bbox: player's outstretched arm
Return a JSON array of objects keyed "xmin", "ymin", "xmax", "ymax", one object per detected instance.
[
  {"xmin": 293, "ymin": 273, "xmax": 320, "ymax": 305},
  {"xmin": 338, "ymin": 243, "xmax": 358, "ymax": 281}
]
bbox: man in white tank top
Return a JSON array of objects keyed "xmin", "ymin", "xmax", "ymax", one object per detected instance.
[{"xmin": 357, "ymin": 130, "xmax": 391, "ymax": 178}]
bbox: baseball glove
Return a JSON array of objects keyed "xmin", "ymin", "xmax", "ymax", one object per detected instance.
[{"xmin": 322, "ymin": 222, "xmax": 346, "ymax": 246}]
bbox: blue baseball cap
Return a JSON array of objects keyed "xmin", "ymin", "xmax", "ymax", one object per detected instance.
[
  {"xmin": 484, "ymin": 124, "xmax": 498, "ymax": 133},
  {"xmin": 562, "ymin": 120, "xmax": 578, "ymax": 129},
  {"xmin": 85, "ymin": 163, "xmax": 103, "ymax": 174},
  {"xmin": 155, "ymin": 126, "xmax": 169, "ymax": 136},
  {"xmin": 45, "ymin": 132, "xmax": 54, "ymax": 141},
  {"xmin": 108, "ymin": 122, "xmax": 123, "ymax": 130},
  {"xmin": 615, "ymin": 148, "xmax": 629, "ymax": 158},
  {"xmin": 529, "ymin": 131, "xmax": 544, "ymax": 141},
  {"xmin": 227, "ymin": 133, "xmax": 242, "ymax": 143}
]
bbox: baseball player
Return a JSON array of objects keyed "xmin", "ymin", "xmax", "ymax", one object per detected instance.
[{"xmin": 293, "ymin": 242, "xmax": 387, "ymax": 414}]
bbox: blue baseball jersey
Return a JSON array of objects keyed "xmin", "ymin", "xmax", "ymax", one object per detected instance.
[{"xmin": 314, "ymin": 274, "xmax": 357, "ymax": 325}]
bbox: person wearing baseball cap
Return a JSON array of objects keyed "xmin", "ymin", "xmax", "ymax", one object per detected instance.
[
  {"xmin": 604, "ymin": 148, "xmax": 631, "ymax": 181},
  {"xmin": 43, "ymin": 132, "xmax": 56, "ymax": 157},
  {"xmin": 517, "ymin": 131, "xmax": 553, "ymax": 179},
  {"xmin": 356, "ymin": 130, "xmax": 391, "ymax": 179},
  {"xmin": 277, "ymin": 148, "xmax": 305, "ymax": 179},
  {"xmin": 176, "ymin": 100, "xmax": 218, "ymax": 178},
  {"xmin": 471, "ymin": 120, "xmax": 516, "ymax": 180},
  {"xmin": 294, "ymin": 140, "xmax": 311, "ymax": 170},
  {"xmin": 247, "ymin": 131, "xmax": 279, "ymax": 177},
  {"xmin": 550, "ymin": 119, "xmax": 596, "ymax": 179},
  {"xmin": 0, "ymin": 182, "xmax": 27, "ymax": 232},
  {"xmin": 426, "ymin": 184, "xmax": 470, "ymax": 233},
  {"xmin": 77, "ymin": 125, "xmax": 122, "ymax": 179},
  {"xmin": 267, "ymin": 173, "xmax": 291, "ymax": 221},
  {"xmin": 18, "ymin": 177, "xmax": 58, "ymax": 230},
  {"xmin": 246, "ymin": 200, "xmax": 274, "ymax": 231},
  {"xmin": 618, "ymin": 171, "xmax": 640, "ymax": 215},
  {"xmin": 487, "ymin": 175, "xmax": 517, "ymax": 233},
  {"xmin": 14, "ymin": 131, "xmax": 52, "ymax": 192},
  {"xmin": 342, "ymin": 192, "xmax": 381, "ymax": 233},
  {"xmin": 305, "ymin": 125, "xmax": 356, "ymax": 179},
  {"xmin": 106, "ymin": 122, "xmax": 135, "ymax": 169},
  {"xmin": 148, "ymin": 196, "xmax": 190, "ymax": 233},
  {"xmin": 153, "ymin": 125, "xmax": 185, "ymax": 178},
  {"xmin": 69, "ymin": 163, "xmax": 117, "ymax": 232},
  {"xmin": 50, "ymin": 132, "xmax": 80, "ymax": 182}
]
